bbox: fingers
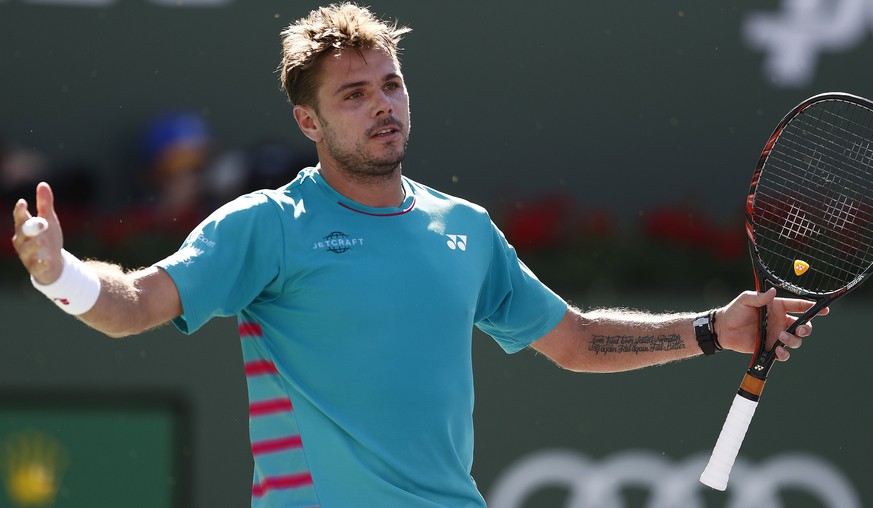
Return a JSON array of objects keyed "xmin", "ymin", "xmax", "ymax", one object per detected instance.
[
  {"xmin": 774, "ymin": 344, "xmax": 791, "ymax": 361},
  {"xmin": 776, "ymin": 297, "xmax": 828, "ymax": 316},
  {"xmin": 779, "ymin": 330, "xmax": 803, "ymax": 348},
  {"xmin": 769, "ymin": 333, "xmax": 795, "ymax": 362},
  {"xmin": 741, "ymin": 288, "xmax": 827, "ymax": 318},
  {"xmin": 770, "ymin": 295, "xmax": 826, "ymax": 363},
  {"xmin": 35, "ymin": 181, "xmax": 57, "ymax": 224},
  {"xmin": 791, "ymin": 322, "xmax": 812, "ymax": 338},
  {"xmin": 12, "ymin": 198, "xmax": 33, "ymax": 229},
  {"xmin": 773, "ymin": 319, "xmax": 812, "ymax": 361},
  {"xmin": 13, "ymin": 182, "xmax": 57, "ymax": 225},
  {"xmin": 10, "ymin": 183, "xmax": 64, "ymax": 285},
  {"xmin": 726, "ymin": 287, "xmax": 825, "ymax": 362},
  {"xmin": 12, "ymin": 199, "xmax": 36, "ymax": 249},
  {"xmin": 724, "ymin": 287, "xmax": 828, "ymax": 362},
  {"xmin": 738, "ymin": 287, "xmax": 776, "ymax": 308}
]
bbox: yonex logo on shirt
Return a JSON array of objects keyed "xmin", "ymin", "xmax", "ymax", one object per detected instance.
[
  {"xmin": 313, "ymin": 231, "xmax": 364, "ymax": 253},
  {"xmin": 446, "ymin": 234, "xmax": 467, "ymax": 251}
]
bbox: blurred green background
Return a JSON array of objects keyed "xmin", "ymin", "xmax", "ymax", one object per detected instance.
[{"xmin": 2, "ymin": 1, "xmax": 872, "ymax": 506}]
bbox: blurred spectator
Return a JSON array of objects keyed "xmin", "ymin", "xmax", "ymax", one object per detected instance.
[
  {"xmin": 246, "ymin": 141, "xmax": 318, "ymax": 191},
  {"xmin": 104, "ymin": 112, "xmax": 213, "ymax": 243},
  {"xmin": 200, "ymin": 140, "xmax": 317, "ymax": 209},
  {"xmin": 201, "ymin": 149, "xmax": 249, "ymax": 209},
  {"xmin": 138, "ymin": 111, "xmax": 212, "ymax": 221},
  {"xmin": 99, "ymin": 111, "xmax": 216, "ymax": 265}
]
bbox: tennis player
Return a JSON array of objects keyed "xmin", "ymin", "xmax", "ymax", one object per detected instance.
[{"xmin": 11, "ymin": 3, "xmax": 824, "ymax": 507}]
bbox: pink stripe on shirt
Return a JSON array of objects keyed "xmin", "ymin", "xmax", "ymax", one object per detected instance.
[
  {"xmin": 249, "ymin": 397, "xmax": 293, "ymax": 417},
  {"xmin": 251, "ymin": 472, "xmax": 314, "ymax": 497}
]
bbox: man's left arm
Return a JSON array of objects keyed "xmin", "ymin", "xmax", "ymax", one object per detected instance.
[{"xmin": 531, "ymin": 289, "xmax": 824, "ymax": 372}]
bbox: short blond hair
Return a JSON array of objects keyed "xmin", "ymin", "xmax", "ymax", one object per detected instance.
[{"xmin": 278, "ymin": 3, "xmax": 411, "ymax": 107}]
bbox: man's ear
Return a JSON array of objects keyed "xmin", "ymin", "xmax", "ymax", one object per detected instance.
[{"xmin": 293, "ymin": 104, "xmax": 323, "ymax": 143}]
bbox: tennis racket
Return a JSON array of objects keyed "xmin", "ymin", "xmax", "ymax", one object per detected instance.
[{"xmin": 699, "ymin": 92, "xmax": 873, "ymax": 491}]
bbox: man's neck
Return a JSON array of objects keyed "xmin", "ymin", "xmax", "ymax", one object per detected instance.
[{"xmin": 317, "ymin": 162, "xmax": 405, "ymax": 208}]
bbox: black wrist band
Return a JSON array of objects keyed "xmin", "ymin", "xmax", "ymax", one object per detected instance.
[
  {"xmin": 708, "ymin": 309, "xmax": 722, "ymax": 351},
  {"xmin": 694, "ymin": 310, "xmax": 721, "ymax": 356}
]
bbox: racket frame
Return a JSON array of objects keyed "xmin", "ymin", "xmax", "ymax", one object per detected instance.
[
  {"xmin": 701, "ymin": 92, "xmax": 873, "ymax": 491},
  {"xmin": 745, "ymin": 91, "xmax": 873, "ymax": 386}
]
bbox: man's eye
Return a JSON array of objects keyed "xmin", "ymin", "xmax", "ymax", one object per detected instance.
[{"xmin": 346, "ymin": 91, "xmax": 362, "ymax": 100}]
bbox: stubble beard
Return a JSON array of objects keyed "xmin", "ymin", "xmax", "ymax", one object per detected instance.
[{"xmin": 321, "ymin": 117, "xmax": 410, "ymax": 184}]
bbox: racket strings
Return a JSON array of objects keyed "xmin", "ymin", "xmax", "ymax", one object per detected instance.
[
  {"xmin": 753, "ymin": 98, "xmax": 873, "ymax": 294},
  {"xmin": 769, "ymin": 106, "xmax": 873, "ymax": 197}
]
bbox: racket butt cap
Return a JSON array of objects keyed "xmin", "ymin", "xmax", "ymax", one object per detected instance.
[{"xmin": 699, "ymin": 469, "xmax": 728, "ymax": 491}]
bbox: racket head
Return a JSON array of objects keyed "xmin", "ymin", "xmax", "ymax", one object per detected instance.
[
  {"xmin": 746, "ymin": 92, "xmax": 873, "ymax": 301},
  {"xmin": 702, "ymin": 92, "xmax": 873, "ymax": 491}
]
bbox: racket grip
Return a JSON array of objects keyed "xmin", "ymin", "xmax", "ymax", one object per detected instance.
[{"xmin": 699, "ymin": 393, "xmax": 759, "ymax": 491}]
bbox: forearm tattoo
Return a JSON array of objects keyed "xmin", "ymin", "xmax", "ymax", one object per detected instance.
[{"xmin": 588, "ymin": 333, "xmax": 686, "ymax": 355}]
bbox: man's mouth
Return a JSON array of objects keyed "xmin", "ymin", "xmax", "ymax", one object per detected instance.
[{"xmin": 370, "ymin": 124, "xmax": 402, "ymax": 138}]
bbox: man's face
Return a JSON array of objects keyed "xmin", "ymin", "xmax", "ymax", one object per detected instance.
[{"xmin": 310, "ymin": 47, "xmax": 411, "ymax": 180}]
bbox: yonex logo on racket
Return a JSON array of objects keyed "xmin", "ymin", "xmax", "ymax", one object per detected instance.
[
  {"xmin": 794, "ymin": 260, "xmax": 810, "ymax": 276},
  {"xmin": 446, "ymin": 235, "xmax": 467, "ymax": 251}
]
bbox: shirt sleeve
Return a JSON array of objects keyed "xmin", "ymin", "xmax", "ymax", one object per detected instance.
[
  {"xmin": 154, "ymin": 192, "xmax": 286, "ymax": 334},
  {"xmin": 474, "ymin": 220, "xmax": 568, "ymax": 354}
]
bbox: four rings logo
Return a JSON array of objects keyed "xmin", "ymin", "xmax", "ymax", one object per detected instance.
[
  {"xmin": 487, "ymin": 449, "xmax": 861, "ymax": 508},
  {"xmin": 313, "ymin": 231, "xmax": 364, "ymax": 254}
]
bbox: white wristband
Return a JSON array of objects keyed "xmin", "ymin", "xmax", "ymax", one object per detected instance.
[{"xmin": 31, "ymin": 249, "xmax": 101, "ymax": 315}]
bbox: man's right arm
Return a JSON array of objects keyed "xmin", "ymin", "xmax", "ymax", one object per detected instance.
[
  {"xmin": 12, "ymin": 182, "xmax": 182, "ymax": 338},
  {"xmin": 77, "ymin": 264, "xmax": 182, "ymax": 338}
]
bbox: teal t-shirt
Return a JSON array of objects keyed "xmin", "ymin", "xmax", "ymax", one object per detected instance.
[{"xmin": 156, "ymin": 167, "xmax": 567, "ymax": 507}]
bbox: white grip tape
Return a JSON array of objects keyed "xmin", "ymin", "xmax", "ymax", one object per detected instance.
[
  {"xmin": 699, "ymin": 394, "xmax": 759, "ymax": 491},
  {"xmin": 31, "ymin": 249, "xmax": 101, "ymax": 315}
]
